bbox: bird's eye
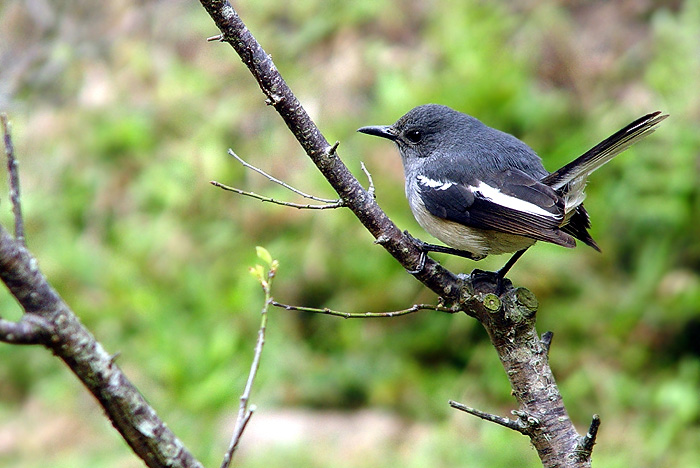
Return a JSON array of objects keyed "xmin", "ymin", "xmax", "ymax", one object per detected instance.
[{"xmin": 405, "ymin": 129, "xmax": 422, "ymax": 144}]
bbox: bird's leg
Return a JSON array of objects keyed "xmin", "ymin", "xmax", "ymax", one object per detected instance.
[
  {"xmin": 402, "ymin": 231, "xmax": 485, "ymax": 274},
  {"xmin": 403, "ymin": 231, "xmax": 485, "ymax": 260},
  {"xmin": 496, "ymin": 248, "xmax": 529, "ymax": 278},
  {"xmin": 402, "ymin": 231, "xmax": 429, "ymax": 274},
  {"xmin": 422, "ymin": 243, "xmax": 487, "ymax": 260}
]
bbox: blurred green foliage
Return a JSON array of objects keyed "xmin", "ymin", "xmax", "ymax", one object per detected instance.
[{"xmin": 0, "ymin": 0, "xmax": 698, "ymax": 467}]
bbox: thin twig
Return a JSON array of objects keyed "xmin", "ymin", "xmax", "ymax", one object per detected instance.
[
  {"xmin": 271, "ymin": 301, "xmax": 455, "ymax": 319},
  {"xmin": 1, "ymin": 114, "xmax": 25, "ymax": 245},
  {"xmin": 210, "ymin": 181, "xmax": 343, "ymax": 209},
  {"xmin": 228, "ymin": 149, "xmax": 339, "ymax": 203},
  {"xmin": 448, "ymin": 400, "xmax": 529, "ymax": 434},
  {"xmin": 360, "ymin": 162, "xmax": 375, "ymax": 199},
  {"xmin": 220, "ymin": 263, "xmax": 276, "ymax": 468}
]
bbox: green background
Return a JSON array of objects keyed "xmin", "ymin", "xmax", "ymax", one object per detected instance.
[{"xmin": 0, "ymin": 1, "xmax": 698, "ymax": 467}]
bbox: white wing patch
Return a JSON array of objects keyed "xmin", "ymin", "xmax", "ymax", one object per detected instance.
[
  {"xmin": 417, "ymin": 175, "xmax": 453, "ymax": 191},
  {"xmin": 471, "ymin": 181, "xmax": 559, "ymax": 219}
]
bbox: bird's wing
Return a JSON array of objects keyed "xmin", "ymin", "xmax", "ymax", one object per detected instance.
[{"xmin": 417, "ymin": 169, "xmax": 576, "ymax": 247}]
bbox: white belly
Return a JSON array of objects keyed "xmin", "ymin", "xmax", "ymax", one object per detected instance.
[{"xmin": 409, "ymin": 197, "xmax": 536, "ymax": 256}]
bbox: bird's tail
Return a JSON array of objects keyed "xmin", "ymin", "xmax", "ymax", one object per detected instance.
[
  {"xmin": 543, "ymin": 111, "xmax": 667, "ymax": 252},
  {"xmin": 542, "ymin": 111, "xmax": 668, "ymax": 194}
]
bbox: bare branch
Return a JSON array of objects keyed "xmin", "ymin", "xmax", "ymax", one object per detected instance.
[
  {"xmin": 449, "ymin": 400, "xmax": 532, "ymax": 433},
  {"xmin": 221, "ymin": 256, "xmax": 277, "ymax": 468},
  {"xmin": 210, "ymin": 181, "xmax": 343, "ymax": 209},
  {"xmin": 271, "ymin": 300, "xmax": 455, "ymax": 318},
  {"xmin": 228, "ymin": 148, "xmax": 339, "ymax": 203},
  {"xmin": 1, "ymin": 114, "xmax": 25, "ymax": 245}
]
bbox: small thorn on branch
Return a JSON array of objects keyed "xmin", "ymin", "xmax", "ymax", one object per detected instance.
[
  {"xmin": 541, "ymin": 331, "xmax": 553, "ymax": 355},
  {"xmin": 575, "ymin": 414, "xmax": 601, "ymax": 461},
  {"xmin": 360, "ymin": 162, "xmax": 375, "ymax": 200},
  {"xmin": 264, "ymin": 93, "xmax": 284, "ymax": 106},
  {"xmin": 374, "ymin": 235, "xmax": 390, "ymax": 245},
  {"xmin": 449, "ymin": 400, "xmax": 530, "ymax": 434},
  {"xmin": 207, "ymin": 34, "xmax": 223, "ymax": 42},
  {"xmin": 327, "ymin": 141, "xmax": 340, "ymax": 157}
]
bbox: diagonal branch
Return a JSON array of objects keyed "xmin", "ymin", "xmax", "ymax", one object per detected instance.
[
  {"xmin": 0, "ymin": 115, "xmax": 203, "ymax": 468},
  {"xmin": 198, "ymin": 0, "xmax": 463, "ymax": 302},
  {"xmin": 0, "ymin": 223, "xmax": 204, "ymax": 468}
]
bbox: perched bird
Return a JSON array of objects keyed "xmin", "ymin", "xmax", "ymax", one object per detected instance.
[{"xmin": 358, "ymin": 104, "xmax": 667, "ymax": 277}]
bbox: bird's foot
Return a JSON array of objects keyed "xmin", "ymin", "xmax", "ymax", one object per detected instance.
[
  {"xmin": 469, "ymin": 269, "xmax": 512, "ymax": 294},
  {"xmin": 403, "ymin": 230, "xmax": 429, "ymax": 274}
]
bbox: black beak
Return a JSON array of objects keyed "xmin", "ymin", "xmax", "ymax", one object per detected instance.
[{"xmin": 357, "ymin": 125, "xmax": 397, "ymax": 141}]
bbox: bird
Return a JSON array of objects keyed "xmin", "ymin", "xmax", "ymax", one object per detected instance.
[{"xmin": 358, "ymin": 104, "xmax": 667, "ymax": 278}]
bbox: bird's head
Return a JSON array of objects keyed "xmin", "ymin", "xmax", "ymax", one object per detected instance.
[{"xmin": 358, "ymin": 104, "xmax": 478, "ymax": 163}]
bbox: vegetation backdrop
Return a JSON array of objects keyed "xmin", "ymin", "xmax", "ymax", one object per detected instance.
[{"xmin": 0, "ymin": 1, "xmax": 698, "ymax": 467}]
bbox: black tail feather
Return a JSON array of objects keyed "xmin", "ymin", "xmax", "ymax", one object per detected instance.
[
  {"xmin": 561, "ymin": 205, "xmax": 601, "ymax": 252},
  {"xmin": 543, "ymin": 111, "xmax": 668, "ymax": 190}
]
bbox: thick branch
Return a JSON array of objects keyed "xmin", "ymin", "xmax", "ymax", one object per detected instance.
[
  {"xmin": 468, "ymin": 283, "xmax": 589, "ymax": 468},
  {"xmin": 0, "ymin": 225, "xmax": 203, "ymax": 468}
]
